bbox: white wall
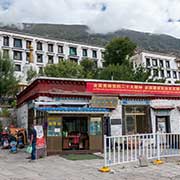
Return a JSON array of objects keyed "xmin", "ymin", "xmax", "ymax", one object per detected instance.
[
  {"xmin": 17, "ymin": 103, "xmax": 28, "ymax": 129},
  {"xmin": 0, "ymin": 30, "xmax": 105, "ymax": 82}
]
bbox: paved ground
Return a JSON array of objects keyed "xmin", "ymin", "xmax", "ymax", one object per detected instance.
[{"xmin": 1, "ymin": 149, "xmax": 180, "ymax": 180}]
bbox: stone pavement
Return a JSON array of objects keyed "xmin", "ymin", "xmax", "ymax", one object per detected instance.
[{"xmin": 1, "ymin": 149, "xmax": 180, "ymax": 180}]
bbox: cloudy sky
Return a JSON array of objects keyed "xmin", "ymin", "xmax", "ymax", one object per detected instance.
[{"xmin": 0, "ymin": 0, "xmax": 180, "ymax": 37}]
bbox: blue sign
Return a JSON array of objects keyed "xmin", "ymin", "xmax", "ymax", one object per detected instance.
[{"xmin": 121, "ymin": 99, "xmax": 150, "ymax": 105}]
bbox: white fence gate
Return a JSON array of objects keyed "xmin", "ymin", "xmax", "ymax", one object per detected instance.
[{"xmin": 104, "ymin": 133, "xmax": 180, "ymax": 166}]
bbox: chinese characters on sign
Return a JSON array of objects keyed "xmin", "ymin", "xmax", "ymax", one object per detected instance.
[
  {"xmin": 91, "ymin": 96, "xmax": 118, "ymax": 108},
  {"xmin": 86, "ymin": 82, "xmax": 180, "ymax": 96}
]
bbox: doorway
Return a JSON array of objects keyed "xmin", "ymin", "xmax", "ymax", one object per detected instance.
[
  {"xmin": 62, "ymin": 117, "xmax": 89, "ymax": 150},
  {"xmin": 156, "ymin": 116, "xmax": 170, "ymax": 133}
]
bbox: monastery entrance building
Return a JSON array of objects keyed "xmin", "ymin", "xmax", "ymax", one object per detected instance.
[{"xmin": 17, "ymin": 77, "xmax": 180, "ymax": 154}]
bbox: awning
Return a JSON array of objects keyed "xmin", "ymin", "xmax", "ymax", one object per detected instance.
[
  {"xmin": 35, "ymin": 107, "xmax": 109, "ymax": 114},
  {"xmin": 151, "ymin": 106, "xmax": 174, "ymax": 110}
]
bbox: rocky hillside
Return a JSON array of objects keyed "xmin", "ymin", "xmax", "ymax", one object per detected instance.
[{"xmin": 1, "ymin": 23, "xmax": 180, "ymax": 56}]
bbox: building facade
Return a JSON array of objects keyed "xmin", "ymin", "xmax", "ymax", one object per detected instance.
[
  {"xmin": 0, "ymin": 29, "xmax": 104, "ymax": 82},
  {"xmin": 17, "ymin": 77, "xmax": 180, "ymax": 155},
  {"xmin": 132, "ymin": 51, "xmax": 180, "ymax": 84}
]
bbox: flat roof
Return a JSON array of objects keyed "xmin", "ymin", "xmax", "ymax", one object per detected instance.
[{"xmin": 0, "ymin": 28, "xmax": 104, "ymax": 49}]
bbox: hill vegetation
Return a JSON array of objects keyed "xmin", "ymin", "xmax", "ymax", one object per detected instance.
[{"xmin": 1, "ymin": 23, "xmax": 180, "ymax": 56}]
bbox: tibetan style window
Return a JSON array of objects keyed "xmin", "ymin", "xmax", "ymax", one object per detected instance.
[
  {"xmin": 13, "ymin": 51, "xmax": 22, "ymax": 60},
  {"xmin": 26, "ymin": 40, "xmax": 32, "ymax": 49},
  {"xmin": 153, "ymin": 69, "xmax": 158, "ymax": 77},
  {"xmin": 58, "ymin": 45, "xmax": 63, "ymax": 53},
  {"xmin": 14, "ymin": 38, "xmax": 22, "ymax": 48},
  {"xmin": 166, "ymin": 61, "xmax": 170, "ymax": 68},
  {"xmin": 69, "ymin": 47, "xmax": 77, "ymax": 56},
  {"xmin": 37, "ymin": 41, "xmax": 43, "ymax": 51},
  {"xmin": 37, "ymin": 54, "xmax": 43, "ymax": 63},
  {"xmin": 159, "ymin": 60, "xmax": 164, "ymax": 67},
  {"xmin": 15, "ymin": 64, "xmax": 21, "ymax": 71},
  {"xmin": 152, "ymin": 58, "xmax": 157, "ymax": 66},
  {"xmin": 3, "ymin": 36, "xmax": 9, "ymax": 46},
  {"xmin": 146, "ymin": 58, "xmax": 151, "ymax": 67},
  {"xmin": 92, "ymin": 50, "xmax": 97, "ymax": 58},
  {"xmin": 123, "ymin": 106, "xmax": 151, "ymax": 135},
  {"xmin": 3, "ymin": 49, "xmax": 9, "ymax": 58},
  {"xmin": 160, "ymin": 70, "xmax": 164, "ymax": 78},
  {"xmin": 167, "ymin": 70, "xmax": 171, "ymax": 78},
  {"xmin": 26, "ymin": 52, "xmax": 30, "ymax": 62},
  {"xmin": 173, "ymin": 71, "xmax": 177, "ymax": 79},
  {"xmin": 48, "ymin": 55, "xmax": 54, "ymax": 64},
  {"xmin": 82, "ymin": 49, "xmax": 88, "ymax": 57},
  {"xmin": 58, "ymin": 56, "xmax": 64, "ymax": 63},
  {"xmin": 48, "ymin": 44, "xmax": 54, "ymax": 52}
]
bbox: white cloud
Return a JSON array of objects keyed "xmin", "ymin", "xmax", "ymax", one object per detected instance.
[{"xmin": 0, "ymin": 0, "xmax": 180, "ymax": 38}]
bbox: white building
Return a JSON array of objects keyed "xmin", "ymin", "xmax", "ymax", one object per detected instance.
[
  {"xmin": 132, "ymin": 51, "xmax": 180, "ymax": 84},
  {"xmin": 0, "ymin": 29, "xmax": 105, "ymax": 82}
]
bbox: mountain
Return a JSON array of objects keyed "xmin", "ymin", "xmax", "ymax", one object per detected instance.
[{"xmin": 1, "ymin": 23, "xmax": 180, "ymax": 56}]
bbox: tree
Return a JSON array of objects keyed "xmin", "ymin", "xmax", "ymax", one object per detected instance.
[
  {"xmin": 44, "ymin": 60, "xmax": 84, "ymax": 78},
  {"xmin": 26, "ymin": 67, "xmax": 38, "ymax": 82},
  {"xmin": 98, "ymin": 62, "xmax": 150, "ymax": 82},
  {"xmin": 80, "ymin": 58, "xmax": 97, "ymax": 79},
  {"xmin": 98, "ymin": 63, "xmax": 134, "ymax": 81},
  {"xmin": 132, "ymin": 64, "xmax": 150, "ymax": 82},
  {"xmin": 0, "ymin": 54, "xmax": 18, "ymax": 104},
  {"xmin": 104, "ymin": 37, "xmax": 136, "ymax": 66}
]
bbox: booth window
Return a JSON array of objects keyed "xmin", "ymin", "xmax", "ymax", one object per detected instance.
[{"xmin": 90, "ymin": 117, "xmax": 102, "ymax": 135}]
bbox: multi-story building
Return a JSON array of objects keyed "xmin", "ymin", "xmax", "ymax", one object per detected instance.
[
  {"xmin": 132, "ymin": 50, "xmax": 180, "ymax": 84},
  {"xmin": 0, "ymin": 29, "xmax": 105, "ymax": 82}
]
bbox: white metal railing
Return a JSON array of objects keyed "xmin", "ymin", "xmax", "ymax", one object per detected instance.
[{"xmin": 104, "ymin": 133, "xmax": 180, "ymax": 167}]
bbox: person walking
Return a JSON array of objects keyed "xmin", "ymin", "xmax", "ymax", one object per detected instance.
[{"xmin": 29, "ymin": 124, "xmax": 37, "ymax": 161}]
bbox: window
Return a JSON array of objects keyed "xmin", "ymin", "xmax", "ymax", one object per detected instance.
[
  {"xmin": 69, "ymin": 47, "xmax": 77, "ymax": 56},
  {"xmin": 3, "ymin": 36, "xmax": 9, "ymax": 46},
  {"xmin": 101, "ymin": 51, "xmax": 105, "ymax": 58},
  {"xmin": 58, "ymin": 56, "xmax": 64, "ymax": 63},
  {"xmin": 82, "ymin": 49, "xmax": 88, "ymax": 57},
  {"xmin": 37, "ymin": 41, "xmax": 43, "ymax": 51},
  {"xmin": 153, "ymin": 69, "xmax": 158, "ymax": 77},
  {"xmin": 3, "ymin": 49, "xmax": 9, "ymax": 58},
  {"xmin": 173, "ymin": 71, "xmax": 177, "ymax": 79},
  {"xmin": 152, "ymin": 59, "xmax": 157, "ymax": 66},
  {"xmin": 48, "ymin": 44, "xmax": 54, "ymax": 52},
  {"xmin": 26, "ymin": 40, "xmax": 32, "ymax": 49},
  {"xmin": 166, "ymin": 61, "xmax": 170, "ymax": 68},
  {"xmin": 92, "ymin": 50, "xmax": 97, "ymax": 58},
  {"xmin": 15, "ymin": 64, "xmax": 21, "ymax": 71},
  {"xmin": 37, "ymin": 54, "xmax": 43, "ymax": 63},
  {"xmin": 48, "ymin": 55, "xmax": 54, "ymax": 64},
  {"xmin": 124, "ymin": 106, "xmax": 151, "ymax": 134},
  {"xmin": 58, "ymin": 45, "xmax": 63, "ymax": 53},
  {"xmin": 146, "ymin": 58, "xmax": 151, "ymax": 67},
  {"xmin": 70, "ymin": 58, "xmax": 78, "ymax": 63},
  {"xmin": 13, "ymin": 51, "xmax": 22, "ymax": 60},
  {"xmin": 159, "ymin": 60, "xmax": 164, "ymax": 67},
  {"xmin": 39, "ymin": 67, "xmax": 44, "ymax": 75},
  {"xmin": 167, "ymin": 70, "xmax": 171, "ymax": 78},
  {"xmin": 26, "ymin": 52, "xmax": 30, "ymax": 62},
  {"xmin": 14, "ymin": 38, "xmax": 22, "ymax": 48},
  {"xmin": 160, "ymin": 70, "xmax": 164, "ymax": 78}
]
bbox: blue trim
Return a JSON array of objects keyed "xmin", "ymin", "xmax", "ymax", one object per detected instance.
[{"xmin": 35, "ymin": 107, "xmax": 109, "ymax": 113}]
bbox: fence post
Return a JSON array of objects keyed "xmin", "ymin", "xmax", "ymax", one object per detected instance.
[
  {"xmin": 104, "ymin": 135, "xmax": 107, "ymax": 167},
  {"xmin": 153, "ymin": 132, "xmax": 164, "ymax": 165},
  {"xmin": 99, "ymin": 135, "xmax": 111, "ymax": 172},
  {"xmin": 157, "ymin": 132, "xmax": 160, "ymax": 161}
]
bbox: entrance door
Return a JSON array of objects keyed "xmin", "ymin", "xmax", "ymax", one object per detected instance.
[
  {"xmin": 156, "ymin": 116, "xmax": 170, "ymax": 133},
  {"xmin": 62, "ymin": 117, "xmax": 89, "ymax": 150}
]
